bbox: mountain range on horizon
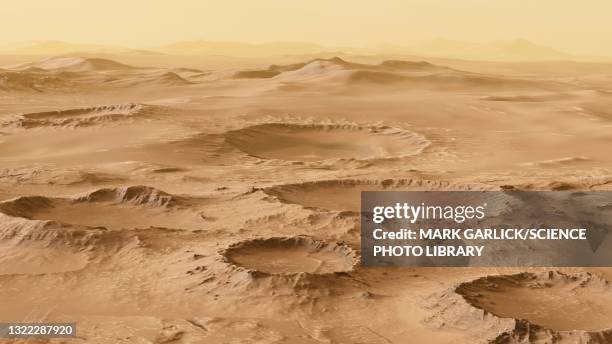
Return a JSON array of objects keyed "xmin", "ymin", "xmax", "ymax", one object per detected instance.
[{"xmin": 0, "ymin": 38, "xmax": 609, "ymax": 62}]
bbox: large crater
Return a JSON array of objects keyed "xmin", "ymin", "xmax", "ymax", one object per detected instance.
[
  {"xmin": 456, "ymin": 271, "xmax": 612, "ymax": 332},
  {"xmin": 222, "ymin": 236, "xmax": 357, "ymax": 275},
  {"xmin": 225, "ymin": 123, "xmax": 429, "ymax": 162},
  {"xmin": 263, "ymin": 179, "xmax": 492, "ymax": 212}
]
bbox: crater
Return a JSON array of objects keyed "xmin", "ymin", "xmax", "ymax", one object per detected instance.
[
  {"xmin": 0, "ymin": 214, "xmax": 107, "ymax": 275},
  {"xmin": 224, "ymin": 123, "xmax": 429, "ymax": 162},
  {"xmin": 456, "ymin": 271, "xmax": 612, "ymax": 332},
  {"xmin": 0, "ymin": 246, "xmax": 89, "ymax": 275},
  {"xmin": 2, "ymin": 103, "xmax": 148, "ymax": 129},
  {"xmin": 222, "ymin": 236, "xmax": 357, "ymax": 275},
  {"xmin": 263, "ymin": 179, "xmax": 492, "ymax": 212},
  {"xmin": 0, "ymin": 186, "xmax": 206, "ymax": 231}
]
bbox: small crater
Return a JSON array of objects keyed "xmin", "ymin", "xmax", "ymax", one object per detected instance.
[
  {"xmin": 2, "ymin": 103, "xmax": 148, "ymax": 129},
  {"xmin": 222, "ymin": 236, "xmax": 358, "ymax": 275}
]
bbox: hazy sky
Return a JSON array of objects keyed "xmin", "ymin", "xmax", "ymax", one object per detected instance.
[{"xmin": 1, "ymin": 0, "xmax": 611, "ymax": 55}]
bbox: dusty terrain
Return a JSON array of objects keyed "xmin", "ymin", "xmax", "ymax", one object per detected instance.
[{"xmin": 2, "ymin": 53, "xmax": 612, "ymax": 343}]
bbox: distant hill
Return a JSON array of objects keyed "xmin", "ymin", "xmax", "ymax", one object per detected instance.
[
  {"xmin": 0, "ymin": 41, "xmax": 109, "ymax": 55},
  {"xmin": 406, "ymin": 38, "xmax": 574, "ymax": 61},
  {"xmin": 2, "ymin": 39, "xmax": 608, "ymax": 63},
  {"xmin": 7, "ymin": 56, "xmax": 136, "ymax": 72},
  {"xmin": 153, "ymin": 40, "xmax": 329, "ymax": 57},
  {"xmin": 233, "ymin": 57, "xmax": 448, "ymax": 79},
  {"xmin": 0, "ymin": 40, "xmax": 160, "ymax": 56}
]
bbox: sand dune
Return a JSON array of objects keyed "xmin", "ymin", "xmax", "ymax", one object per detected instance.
[
  {"xmin": 8, "ymin": 56, "xmax": 136, "ymax": 72},
  {"xmin": 0, "ymin": 69, "xmax": 75, "ymax": 92},
  {"xmin": 233, "ymin": 56, "xmax": 446, "ymax": 79},
  {"xmin": 379, "ymin": 59, "xmax": 445, "ymax": 71},
  {"xmin": 233, "ymin": 58, "xmax": 344, "ymax": 79},
  {"xmin": 149, "ymin": 71, "xmax": 193, "ymax": 85},
  {"xmin": 230, "ymin": 57, "xmax": 570, "ymax": 94},
  {"xmin": 0, "ymin": 56, "xmax": 196, "ymax": 93}
]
